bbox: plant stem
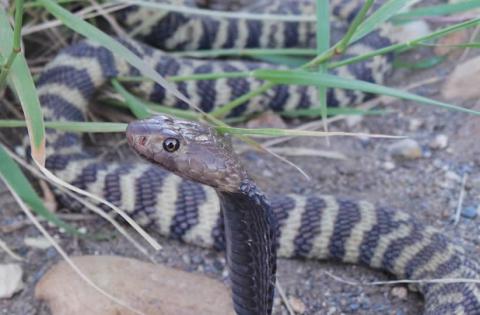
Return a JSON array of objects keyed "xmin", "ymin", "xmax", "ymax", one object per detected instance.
[
  {"xmin": 303, "ymin": 0, "xmax": 374, "ymax": 69},
  {"xmin": 329, "ymin": 17, "xmax": 480, "ymax": 69},
  {"xmin": 0, "ymin": 0, "xmax": 25, "ymax": 88},
  {"xmin": 315, "ymin": 0, "xmax": 330, "ymax": 136},
  {"xmin": 117, "ymin": 71, "xmax": 251, "ymax": 83},
  {"xmin": 172, "ymin": 48, "xmax": 317, "ymax": 58},
  {"xmin": 210, "ymin": 81, "xmax": 275, "ymax": 118},
  {"xmin": 335, "ymin": 0, "xmax": 374, "ymax": 54}
]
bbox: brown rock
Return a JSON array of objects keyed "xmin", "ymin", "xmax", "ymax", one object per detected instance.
[
  {"xmin": 288, "ymin": 296, "xmax": 306, "ymax": 314},
  {"xmin": 388, "ymin": 139, "xmax": 422, "ymax": 160},
  {"xmin": 35, "ymin": 256, "xmax": 234, "ymax": 315},
  {"xmin": 434, "ymin": 30, "xmax": 469, "ymax": 56},
  {"xmin": 442, "ymin": 56, "xmax": 480, "ymax": 100},
  {"xmin": 246, "ymin": 111, "xmax": 287, "ymax": 129}
]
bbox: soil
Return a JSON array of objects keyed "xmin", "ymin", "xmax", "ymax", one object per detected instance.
[{"xmin": 1, "ymin": 2, "xmax": 480, "ymax": 315}]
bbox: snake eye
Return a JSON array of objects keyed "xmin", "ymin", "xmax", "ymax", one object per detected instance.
[{"xmin": 163, "ymin": 138, "xmax": 180, "ymax": 152}]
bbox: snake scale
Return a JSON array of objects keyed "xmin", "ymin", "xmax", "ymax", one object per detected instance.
[{"xmin": 23, "ymin": 0, "xmax": 480, "ymax": 313}]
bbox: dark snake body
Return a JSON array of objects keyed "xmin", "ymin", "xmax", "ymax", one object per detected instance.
[{"xmin": 28, "ymin": 0, "xmax": 480, "ymax": 314}]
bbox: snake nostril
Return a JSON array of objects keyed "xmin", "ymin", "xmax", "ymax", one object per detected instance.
[{"xmin": 139, "ymin": 136, "xmax": 147, "ymax": 146}]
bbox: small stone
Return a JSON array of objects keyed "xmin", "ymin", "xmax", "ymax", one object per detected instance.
[
  {"xmin": 288, "ymin": 296, "xmax": 306, "ymax": 314},
  {"xmin": 382, "ymin": 161, "xmax": 396, "ymax": 171},
  {"xmin": 435, "ymin": 29, "xmax": 469, "ymax": 56},
  {"xmin": 390, "ymin": 20, "xmax": 431, "ymax": 42},
  {"xmin": 345, "ymin": 116, "xmax": 363, "ymax": 127},
  {"xmin": 349, "ymin": 303, "xmax": 360, "ymax": 312},
  {"xmin": 408, "ymin": 118, "xmax": 424, "ymax": 131},
  {"xmin": 24, "ymin": 236, "xmax": 53, "ymax": 249},
  {"xmin": 0, "ymin": 264, "xmax": 23, "ymax": 299},
  {"xmin": 390, "ymin": 286, "xmax": 408, "ymax": 300},
  {"xmin": 246, "ymin": 111, "xmax": 286, "ymax": 129},
  {"xmin": 443, "ymin": 55, "xmax": 480, "ymax": 100},
  {"xmin": 445, "ymin": 171, "xmax": 462, "ymax": 183},
  {"xmin": 389, "ymin": 139, "xmax": 422, "ymax": 160},
  {"xmin": 190, "ymin": 255, "xmax": 203, "ymax": 265},
  {"xmin": 461, "ymin": 206, "xmax": 478, "ymax": 219},
  {"xmin": 429, "ymin": 134, "xmax": 449, "ymax": 150}
]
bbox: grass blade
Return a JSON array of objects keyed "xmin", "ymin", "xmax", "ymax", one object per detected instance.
[
  {"xmin": 0, "ymin": 144, "xmax": 81, "ymax": 235},
  {"xmin": 315, "ymin": 0, "xmax": 330, "ymax": 135},
  {"xmin": 281, "ymin": 107, "xmax": 389, "ymax": 118},
  {"xmin": 353, "ymin": 0, "xmax": 418, "ymax": 42},
  {"xmin": 254, "ymin": 69, "xmax": 480, "ymax": 116},
  {"xmin": 330, "ymin": 17, "xmax": 480, "ymax": 69},
  {"xmin": 111, "ymin": 79, "xmax": 151, "ymax": 119},
  {"xmin": 121, "ymin": 0, "xmax": 317, "ymax": 22},
  {"xmin": 0, "ymin": 120, "xmax": 126, "ymax": 133},
  {"xmin": 393, "ymin": 0, "xmax": 480, "ymax": 23},
  {"xmin": 0, "ymin": 8, "xmax": 46, "ymax": 164},
  {"xmin": 216, "ymin": 126, "xmax": 403, "ymax": 139},
  {"xmin": 39, "ymin": 0, "xmax": 192, "ymax": 107}
]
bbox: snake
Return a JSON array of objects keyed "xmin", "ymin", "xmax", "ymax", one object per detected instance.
[
  {"xmin": 21, "ymin": 0, "xmax": 480, "ymax": 314},
  {"xmin": 126, "ymin": 115, "xmax": 277, "ymax": 314}
]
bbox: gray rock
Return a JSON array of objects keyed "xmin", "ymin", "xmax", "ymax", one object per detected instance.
[
  {"xmin": 461, "ymin": 206, "xmax": 478, "ymax": 219},
  {"xmin": 0, "ymin": 264, "xmax": 23, "ymax": 299},
  {"xmin": 429, "ymin": 134, "xmax": 449, "ymax": 150}
]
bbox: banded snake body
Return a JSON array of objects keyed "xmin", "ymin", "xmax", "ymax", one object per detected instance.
[{"xmin": 23, "ymin": 0, "xmax": 480, "ymax": 314}]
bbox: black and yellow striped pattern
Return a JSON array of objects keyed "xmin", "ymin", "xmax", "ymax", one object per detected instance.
[{"xmin": 27, "ymin": 0, "xmax": 480, "ymax": 314}]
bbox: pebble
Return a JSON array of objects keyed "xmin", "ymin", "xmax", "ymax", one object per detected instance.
[
  {"xmin": 24, "ymin": 236, "xmax": 52, "ymax": 249},
  {"xmin": 349, "ymin": 302, "xmax": 360, "ymax": 312},
  {"xmin": 461, "ymin": 206, "xmax": 478, "ymax": 219},
  {"xmin": 442, "ymin": 55, "xmax": 480, "ymax": 100},
  {"xmin": 382, "ymin": 161, "xmax": 396, "ymax": 171},
  {"xmin": 408, "ymin": 118, "xmax": 424, "ymax": 131},
  {"xmin": 288, "ymin": 296, "xmax": 306, "ymax": 314},
  {"xmin": 390, "ymin": 286, "xmax": 408, "ymax": 300},
  {"xmin": 429, "ymin": 134, "xmax": 449, "ymax": 150},
  {"xmin": 388, "ymin": 139, "xmax": 422, "ymax": 160},
  {"xmin": 445, "ymin": 171, "xmax": 462, "ymax": 183},
  {"xmin": 0, "ymin": 264, "xmax": 23, "ymax": 299}
]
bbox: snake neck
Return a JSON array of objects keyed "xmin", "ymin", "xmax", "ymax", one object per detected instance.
[{"xmin": 218, "ymin": 179, "xmax": 277, "ymax": 315}]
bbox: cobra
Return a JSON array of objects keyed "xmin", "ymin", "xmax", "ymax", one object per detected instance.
[
  {"xmin": 127, "ymin": 116, "xmax": 277, "ymax": 314},
  {"xmin": 25, "ymin": 0, "xmax": 480, "ymax": 314}
]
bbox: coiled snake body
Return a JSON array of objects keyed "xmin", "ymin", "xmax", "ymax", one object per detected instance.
[{"xmin": 29, "ymin": 0, "xmax": 480, "ymax": 314}]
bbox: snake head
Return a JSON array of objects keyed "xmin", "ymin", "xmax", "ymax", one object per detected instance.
[{"xmin": 126, "ymin": 115, "xmax": 248, "ymax": 192}]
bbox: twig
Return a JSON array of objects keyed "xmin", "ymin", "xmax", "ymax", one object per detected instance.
[
  {"xmin": 0, "ymin": 238, "xmax": 23, "ymax": 261},
  {"xmin": 88, "ymin": 0, "xmax": 126, "ymax": 37},
  {"xmin": 323, "ymin": 270, "xmax": 480, "ymax": 286},
  {"xmin": 0, "ymin": 173, "xmax": 147, "ymax": 315},
  {"xmin": 21, "ymin": 2, "xmax": 130, "ymax": 35},
  {"xmin": 276, "ymin": 280, "xmax": 295, "ymax": 315},
  {"xmin": 4, "ymin": 146, "xmax": 156, "ymax": 260},
  {"xmin": 459, "ymin": 24, "xmax": 480, "ymax": 61},
  {"xmin": 261, "ymin": 76, "xmax": 442, "ymax": 149},
  {"xmin": 453, "ymin": 173, "xmax": 468, "ymax": 226}
]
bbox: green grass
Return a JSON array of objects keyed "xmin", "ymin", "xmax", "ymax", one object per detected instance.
[{"xmin": 1, "ymin": 0, "xmax": 480, "ymax": 239}]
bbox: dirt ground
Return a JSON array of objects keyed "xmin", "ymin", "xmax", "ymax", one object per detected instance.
[{"xmin": 2, "ymin": 3, "xmax": 480, "ymax": 315}]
